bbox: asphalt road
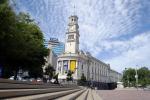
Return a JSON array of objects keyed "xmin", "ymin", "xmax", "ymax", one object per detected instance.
[{"xmin": 96, "ymin": 89, "xmax": 150, "ymax": 100}]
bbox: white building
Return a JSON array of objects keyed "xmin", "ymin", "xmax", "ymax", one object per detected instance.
[
  {"xmin": 56, "ymin": 15, "xmax": 122, "ymax": 89},
  {"xmin": 109, "ymin": 69, "xmax": 122, "ymax": 83}
]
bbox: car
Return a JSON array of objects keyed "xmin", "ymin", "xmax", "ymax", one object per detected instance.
[
  {"xmin": 9, "ymin": 76, "xmax": 22, "ymax": 81},
  {"xmin": 50, "ymin": 78, "xmax": 56, "ymax": 83},
  {"xmin": 144, "ymin": 85, "xmax": 150, "ymax": 91},
  {"xmin": 29, "ymin": 78, "xmax": 35, "ymax": 82},
  {"xmin": 36, "ymin": 78, "xmax": 43, "ymax": 82},
  {"xmin": 21, "ymin": 76, "xmax": 30, "ymax": 81}
]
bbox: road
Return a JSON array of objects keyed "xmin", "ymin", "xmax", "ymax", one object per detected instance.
[{"xmin": 96, "ymin": 89, "xmax": 150, "ymax": 100}]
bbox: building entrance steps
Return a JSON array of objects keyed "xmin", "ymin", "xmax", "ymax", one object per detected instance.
[
  {"xmin": 56, "ymin": 89, "xmax": 85, "ymax": 100},
  {"xmin": 87, "ymin": 89, "xmax": 93, "ymax": 100},
  {"xmin": 5, "ymin": 89, "xmax": 81, "ymax": 100},
  {"xmin": 0, "ymin": 88, "xmax": 78, "ymax": 99},
  {"xmin": 76, "ymin": 89, "xmax": 89, "ymax": 100}
]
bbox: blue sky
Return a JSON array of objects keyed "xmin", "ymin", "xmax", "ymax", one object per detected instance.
[{"xmin": 11, "ymin": 0, "xmax": 150, "ymax": 72}]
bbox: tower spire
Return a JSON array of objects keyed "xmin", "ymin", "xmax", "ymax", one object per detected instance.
[{"xmin": 73, "ymin": 4, "xmax": 76, "ymax": 16}]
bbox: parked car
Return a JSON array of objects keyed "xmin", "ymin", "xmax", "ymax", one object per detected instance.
[
  {"xmin": 36, "ymin": 78, "xmax": 43, "ymax": 82},
  {"xmin": 9, "ymin": 76, "xmax": 30, "ymax": 81},
  {"xmin": 50, "ymin": 78, "xmax": 56, "ymax": 83},
  {"xmin": 9, "ymin": 76, "xmax": 22, "ymax": 81},
  {"xmin": 29, "ymin": 78, "xmax": 35, "ymax": 82},
  {"xmin": 144, "ymin": 85, "xmax": 150, "ymax": 91},
  {"xmin": 21, "ymin": 76, "xmax": 30, "ymax": 81}
]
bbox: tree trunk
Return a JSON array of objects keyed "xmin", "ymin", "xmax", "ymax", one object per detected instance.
[{"xmin": 14, "ymin": 68, "xmax": 19, "ymax": 80}]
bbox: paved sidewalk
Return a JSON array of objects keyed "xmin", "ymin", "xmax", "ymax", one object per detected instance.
[{"xmin": 97, "ymin": 89, "xmax": 150, "ymax": 100}]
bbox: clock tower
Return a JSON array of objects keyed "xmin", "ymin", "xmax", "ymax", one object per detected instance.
[{"xmin": 65, "ymin": 15, "xmax": 80, "ymax": 54}]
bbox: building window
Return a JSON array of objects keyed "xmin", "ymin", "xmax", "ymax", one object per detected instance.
[
  {"xmin": 63, "ymin": 60, "xmax": 68, "ymax": 74},
  {"xmin": 68, "ymin": 35, "xmax": 74, "ymax": 39}
]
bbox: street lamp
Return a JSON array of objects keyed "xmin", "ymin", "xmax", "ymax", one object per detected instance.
[
  {"xmin": 127, "ymin": 75, "xmax": 129, "ymax": 87},
  {"xmin": 125, "ymin": 68, "xmax": 130, "ymax": 87},
  {"xmin": 135, "ymin": 65, "xmax": 138, "ymax": 90}
]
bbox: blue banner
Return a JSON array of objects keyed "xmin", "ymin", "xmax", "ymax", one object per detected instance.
[{"xmin": 63, "ymin": 60, "xmax": 68, "ymax": 71}]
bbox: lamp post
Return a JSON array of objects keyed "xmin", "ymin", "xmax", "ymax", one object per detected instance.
[
  {"xmin": 125, "ymin": 68, "xmax": 129, "ymax": 87},
  {"xmin": 127, "ymin": 75, "xmax": 129, "ymax": 87},
  {"xmin": 135, "ymin": 65, "xmax": 138, "ymax": 90}
]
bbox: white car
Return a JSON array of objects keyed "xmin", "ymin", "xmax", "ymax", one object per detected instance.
[
  {"xmin": 29, "ymin": 78, "xmax": 35, "ymax": 82},
  {"xmin": 50, "ymin": 78, "xmax": 56, "ymax": 83},
  {"xmin": 9, "ymin": 76, "xmax": 22, "ymax": 81},
  {"xmin": 144, "ymin": 85, "xmax": 150, "ymax": 91},
  {"xmin": 36, "ymin": 78, "xmax": 43, "ymax": 82}
]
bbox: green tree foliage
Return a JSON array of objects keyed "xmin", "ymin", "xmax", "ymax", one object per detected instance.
[
  {"xmin": 45, "ymin": 64, "xmax": 55, "ymax": 80},
  {"xmin": 53, "ymin": 73, "xmax": 59, "ymax": 84},
  {"xmin": 80, "ymin": 73, "xmax": 86, "ymax": 82},
  {"xmin": 78, "ymin": 73, "xmax": 87, "ymax": 86},
  {"xmin": 0, "ymin": 0, "xmax": 48, "ymax": 79},
  {"xmin": 66, "ymin": 70, "xmax": 73, "ymax": 81},
  {"xmin": 138, "ymin": 67, "xmax": 150, "ymax": 87},
  {"xmin": 0, "ymin": 0, "xmax": 18, "ymax": 77},
  {"xmin": 122, "ymin": 67, "xmax": 150, "ymax": 87},
  {"xmin": 122, "ymin": 68, "xmax": 136, "ymax": 87}
]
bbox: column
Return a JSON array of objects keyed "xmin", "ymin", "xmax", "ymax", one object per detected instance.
[{"xmin": 61, "ymin": 60, "xmax": 63, "ymax": 75}]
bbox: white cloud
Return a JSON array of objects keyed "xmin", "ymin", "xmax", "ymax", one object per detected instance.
[
  {"xmin": 73, "ymin": 0, "xmax": 143, "ymax": 53},
  {"xmin": 105, "ymin": 32, "xmax": 150, "ymax": 72},
  {"xmin": 13, "ymin": 0, "xmax": 150, "ymax": 72}
]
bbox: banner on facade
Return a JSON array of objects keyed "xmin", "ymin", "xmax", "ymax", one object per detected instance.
[{"xmin": 70, "ymin": 60, "xmax": 76, "ymax": 72}]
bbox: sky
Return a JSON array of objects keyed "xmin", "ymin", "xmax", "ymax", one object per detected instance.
[{"xmin": 11, "ymin": 0, "xmax": 150, "ymax": 73}]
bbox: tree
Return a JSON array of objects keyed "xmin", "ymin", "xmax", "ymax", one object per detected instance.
[
  {"xmin": 66, "ymin": 70, "xmax": 73, "ymax": 81},
  {"xmin": 0, "ymin": 0, "xmax": 18, "ymax": 78},
  {"xmin": 122, "ymin": 67, "xmax": 150, "ymax": 87},
  {"xmin": 45, "ymin": 64, "xmax": 55, "ymax": 80},
  {"xmin": 138, "ymin": 67, "xmax": 150, "ymax": 87},
  {"xmin": 122, "ymin": 68, "xmax": 136, "ymax": 87},
  {"xmin": 29, "ymin": 67, "xmax": 43, "ymax": 79},
  {"xmin": 78, "ymin": 73, "xmax": 87, "ymax": 86},
  {"xmin": 0, "ymin": 0, "xmax": 48, "ymax": 79},
  {"xmin": 81, "ymin": 73, "xmax": 86, "ymax": 82},
  {"xmin": 53, "ymin": 73, "xmax": 59, "ymax": 84}
]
